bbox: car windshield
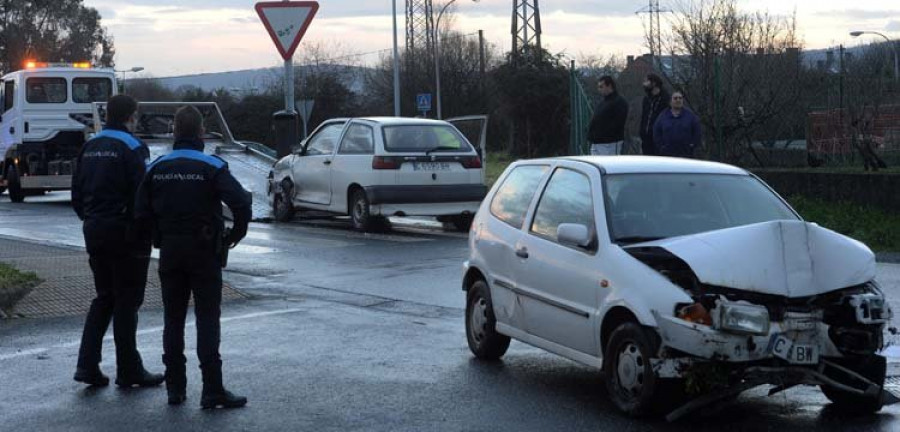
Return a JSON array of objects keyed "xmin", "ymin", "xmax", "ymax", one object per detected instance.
[
  {"xmin": 604, "ymin": 173, "xmax": 799, "ymax": 244},
  {"xmin": 382, "ymin": 124, "xmax": 473, "ymax": 153}
]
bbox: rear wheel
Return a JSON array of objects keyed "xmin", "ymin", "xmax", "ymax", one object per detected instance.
[
  {"xmin": 450, "ymin": 214, "xmax": 474, "ymax": 232},
  {"xmin": 7, "ymin": 165, "xmax": 24, "ymax": 203},
  {"xmin": 350, "ymin": 189, "xmax": 372, "ymax": 232},
  {"xmin": 465, "ymin": 280, "xmax": 510, "ymax": 360}
]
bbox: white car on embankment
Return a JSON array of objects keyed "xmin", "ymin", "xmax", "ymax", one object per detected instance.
[
  {"xmin": 462, "ymin": 155, "xmax": 895, "ymax": 420},
  {"xmin": 268, "ymin": 117, "xmax": 487, "ymax": 232}
]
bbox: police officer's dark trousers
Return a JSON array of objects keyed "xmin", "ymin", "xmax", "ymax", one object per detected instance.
[
  {"xmin": 76, "ymin": 219, "xmax": 150, "ymax": 375},
  {"xmin": 159, "ymin": 234, "xmax": 224, "ymax": 395}
]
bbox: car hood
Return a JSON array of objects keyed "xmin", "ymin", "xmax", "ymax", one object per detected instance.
[{"xmin": 624, "ymin": 220, "xmax": 876, "ymax": 298}]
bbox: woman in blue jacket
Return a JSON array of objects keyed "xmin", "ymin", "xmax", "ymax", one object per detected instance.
[{"xmin": 652, "ymin": 91, "xmax": 702, "ymax": 157}]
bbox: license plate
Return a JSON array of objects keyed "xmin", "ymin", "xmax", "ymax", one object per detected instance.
[
  {"xmin": 413, "ymin": 162, "xmax": 451, "ymax": 171},
  {"xmin": 768, "ymin": 334, "xmax": 818, "ymax": 365}
]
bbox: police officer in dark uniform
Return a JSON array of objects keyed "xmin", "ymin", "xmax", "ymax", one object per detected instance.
[
  {"xmin": 135, "ymin": 106, "xmax": 251, "ymax": 408},
  {"xmin": 72, "ymin": 94, "xmax": 164, "ymax": 388}
]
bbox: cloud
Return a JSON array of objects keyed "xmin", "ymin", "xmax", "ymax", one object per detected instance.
[
  {"xmin": 887, "ymin": 20, "xmax": 900, "ymax": 32},
  {"xmin": 815, "ymin": 9, "xmax": 900, "ymax": 20}
]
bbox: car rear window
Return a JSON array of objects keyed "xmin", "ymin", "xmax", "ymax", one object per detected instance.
[{"xmin": 382, "ymin": 124, "xmax": 473, "ymax": 153}]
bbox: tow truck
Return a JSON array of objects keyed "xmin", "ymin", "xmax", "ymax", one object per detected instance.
[{"xmin": 0, "ymin": 61, "xmax": 115, "ymax": 202}]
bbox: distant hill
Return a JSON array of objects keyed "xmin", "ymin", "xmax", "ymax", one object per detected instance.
[
  {"xmin": 151, "ymin": 65, "xmax": 367, "ymax": 93},
  {"xmin": 153, "ymin": 67, "xmax": 281, "ymax": 93}
]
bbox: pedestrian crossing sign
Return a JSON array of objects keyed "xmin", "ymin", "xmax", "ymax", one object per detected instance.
[{"xmin": 416, "ymin": 93, "xmax": 432, "ymax": 113}]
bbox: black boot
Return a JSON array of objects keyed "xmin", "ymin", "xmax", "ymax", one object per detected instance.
[
  {"xmin": 74, "ymin": 367, "xmax": 109, "ymax": 387},
  {"xmin": 115, "ymin": 368, "xmax": 165, "ymax": 388},
  {"xmin": 200, "ymin": 362, "xmax": 246, "ymax": 409},
  {"xmin": 164, "ymin": 355, "xmax": 187, "ymax": 405}
]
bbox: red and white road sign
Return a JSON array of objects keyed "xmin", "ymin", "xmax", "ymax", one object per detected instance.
[{"xmin": 255, "ymin": 1, "xmax": 319, "ymax": 60}]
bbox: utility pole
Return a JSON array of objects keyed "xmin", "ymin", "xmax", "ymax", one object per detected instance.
[
  {"xmin": 511, "ymin": 0, "xmax": 542, "ymax": 64},
  {"xmin": 636, "ymin": 0, "xmax": 668, "ymax": 70}
]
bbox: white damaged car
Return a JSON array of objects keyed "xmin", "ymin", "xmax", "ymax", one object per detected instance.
[{"xmin": 462, "ymin": 156, "xmax": 894, "ymax": 420}]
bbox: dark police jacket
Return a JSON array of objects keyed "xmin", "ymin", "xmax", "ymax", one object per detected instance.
[
  {"xmin": 135, "ymin": 138, "xmax": 251, "ymax": 253},
  {"xmin": 72, "ymin": 124, "xmax": 151, "ymax": 254},
  {"xmin": 587, "ymin": 91, "xmax": 629, "ymax": 144},
  {"xmin": 72, "ymin": 124, "xmax": 150, "ymax": 222}
]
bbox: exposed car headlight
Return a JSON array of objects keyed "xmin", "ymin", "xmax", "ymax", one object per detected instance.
[{"xmin": 717, "ymin": 303, "xmax": 770, "ymax": 335}]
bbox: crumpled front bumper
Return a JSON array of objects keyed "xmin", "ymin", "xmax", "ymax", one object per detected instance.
[{"xmin": 651, "ymin": 310, "xmax": 844, "ymax": 365}]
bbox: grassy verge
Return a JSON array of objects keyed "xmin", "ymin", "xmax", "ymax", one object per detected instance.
[
  {"xmin": 787, "ymin": 195, "xmax": 900, "ymax": 253},
  {"xmin": 484, "ymin": 152, "xmax": 514, "ymax": 187},
  {"xmin": 0, "ymin": 262, "xmax": 40, "ymax": 313}
]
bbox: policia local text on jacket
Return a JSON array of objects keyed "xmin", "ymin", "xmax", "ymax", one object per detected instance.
[
  {"xmin": 135, "ymin": 133, "xmax": 251, "ymax": 408},
  {"xmin": 71, "ymin": 119, "xmax": 164, "ymax": 387}
]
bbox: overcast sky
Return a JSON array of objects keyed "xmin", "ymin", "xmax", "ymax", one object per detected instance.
[{"xmin": 80, "ymin": 0, "xmax": 900, "ymax": 77}]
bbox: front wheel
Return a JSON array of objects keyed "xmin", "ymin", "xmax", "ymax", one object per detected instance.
[
  {"xmin": 465, "ymin": 280, "xmax": 510, "ymax": 360},
  {"xmin": 273, "ymin": 193, "xmax": 295, "ymax": 222},
  {"xmin": 7, "ymin": 165, "xmax": 24, "ymax": 203},
  {"xmin": 604, "ymin": 322, "xmax": 667, "ymax": 417}
]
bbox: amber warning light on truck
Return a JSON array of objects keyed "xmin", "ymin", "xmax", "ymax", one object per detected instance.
[{"xmin": 24, "ymin": 61, "xmax": 91, "ymax": 69}]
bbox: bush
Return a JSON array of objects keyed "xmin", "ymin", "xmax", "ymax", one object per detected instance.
[
  {"xmin": 0, "ymin": 262, "xmax": 40, "ymax": 312},
  {"xmin": 787, "ymin": 195, "xmax": 900, "ymax": 252}
]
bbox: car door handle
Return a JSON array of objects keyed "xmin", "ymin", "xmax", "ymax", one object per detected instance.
[
  {"xmin": 515, "ymin": 247, "xmax": 529, "ymax": 259},
  {"xmin": 323, "ymin": 160, "xmax": 332, "ymax": 165}
]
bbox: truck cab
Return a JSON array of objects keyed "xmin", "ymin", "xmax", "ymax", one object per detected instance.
[{"xmin": 0, "ymin": 63, "xmax": 117, "ymax": 202}]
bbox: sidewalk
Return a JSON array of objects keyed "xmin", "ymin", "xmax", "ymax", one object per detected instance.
[{"xmin": 0, "ymin": 236, "xmax": 246, "ymax": 318}]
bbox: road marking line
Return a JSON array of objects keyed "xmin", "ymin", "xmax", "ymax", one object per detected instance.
[{"xmin": 0, "ymin": 308, "xmax": 308, "ymax": 362}]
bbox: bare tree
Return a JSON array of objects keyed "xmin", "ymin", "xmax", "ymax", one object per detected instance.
[{"xmin": 658, "ymin": 0, "xmax": 804, "ymax": 163}]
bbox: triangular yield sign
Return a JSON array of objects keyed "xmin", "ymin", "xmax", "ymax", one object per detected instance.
[{"xmin": 255, "ymin": 1, "xmax": 319, "ymax": 60}]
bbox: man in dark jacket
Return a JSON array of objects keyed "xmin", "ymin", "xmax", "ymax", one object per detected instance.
[
  {"xmin": 653, "ymin": 91, "xmax": 702, "ymax": 157},
  {"xmin": 587, "ymin": 75, "xmax": 629, "ymax": 155},
  {"xmin": 136, "ymin": 106, "xmax": 251, "ymax": 408},
  {"xmin": 639, "ymin": 73, "xmax": 669, "ymax": 156},
  {"xmin": 72, "ymin": 94, "xmax": 164, "ymax": 388}
]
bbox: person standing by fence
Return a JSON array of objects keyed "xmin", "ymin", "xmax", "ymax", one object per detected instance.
[
  {"xmin": 653, "ymin": 91, "xmax": 702, "ymax": 158},
  {"xmin": 639, "ymin": 73, "xmax": 669, "ymax": 156},
  {"xmin": 587, "ymin": 76, "xmax": 629, "ymax": 155}
]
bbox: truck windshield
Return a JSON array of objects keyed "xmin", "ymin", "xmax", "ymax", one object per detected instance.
[
  {"xmin": 604, "ymin": 173, "xmax": 799, "ymax": 244},
  {"xmin": 73, "ymin": 78, "xmax": 113, "ymax": 103}
]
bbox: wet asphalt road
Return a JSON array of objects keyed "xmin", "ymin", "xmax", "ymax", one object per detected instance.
[{"xmin": 2, "ymin": 192, "xmax": 900, "ymax": 430}]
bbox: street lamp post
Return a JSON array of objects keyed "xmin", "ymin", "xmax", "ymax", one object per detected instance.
[
  {"xmin": 434, "ymin": 0, "xmax": 478, "ymax": 120},
  {"xmin": 850, "ymin": 30, "xmax": 899, "ymax": 83},
  {"xmin": 392, "ymin": 0, "xmax": 401, "ymax": 117},
  {"xmin": 115, "ymin": 66, "xmax": 144, "ymax": 94}
]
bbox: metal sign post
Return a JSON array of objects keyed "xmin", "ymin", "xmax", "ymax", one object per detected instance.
[
  {"xmin": 255, "ymin": 1, "xmax": 319, "ymax": 158},
  {"xmin": 295, "ymin": 99, "xmax": 315, "ymax": 139}
]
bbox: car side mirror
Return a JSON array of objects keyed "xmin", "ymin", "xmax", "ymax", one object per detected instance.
[
  {"xmin": 293, "ymin": 140, "xmax": 307, "ymax": 155},
  {"xmin": 557, "ymin": 223, "xmax": 592, "ymax": 249}
]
